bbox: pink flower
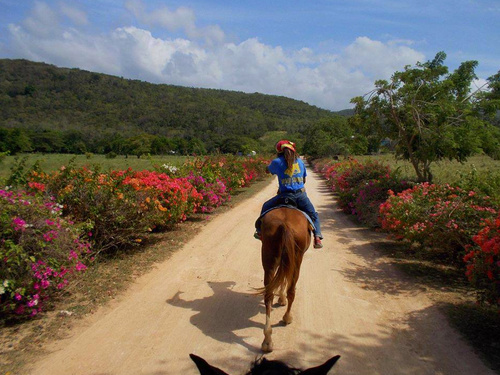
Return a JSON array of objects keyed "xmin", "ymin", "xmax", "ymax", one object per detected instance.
[
  {"xmin": 75, "ymin": 261, "xmax": 87, "ymax": 272},
  {"xmin": 12, "ymin": 217, "xmax": 27, "ymax": 231},
  {"xmin": 14, "ymin": 305, "xmax": 25, "ymax": 315},
  {"xmin": 43, "ymin": 230, "xmax": 59, "ymax": 242}
]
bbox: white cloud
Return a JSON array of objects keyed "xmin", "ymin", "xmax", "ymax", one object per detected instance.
[
  {"xmin": 5, "ymin": 2, "xmax": 428, "ymax": 110},
  {"xmin": 60, "ymin": 3, "xmax": 88, "ymax": 26},
  {"xmin": 124, "ymin": 0, "xmax": 225, "ymax": 46},
  {"xmin": 22, "ymin": 1, "xmax": 59, "ymax": 37},
  {"xmin": 342, "ymin": 36, "xmax": 425, "ymax": 79},
  {"xmin": 125, "ymin": 0, "xmax": 196, "ymax": 31},
  {"xmin": 472, "ymin": 78, "xmax": 489, "ymax": 93}
]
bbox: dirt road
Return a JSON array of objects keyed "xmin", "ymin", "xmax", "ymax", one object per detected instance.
[{"xmin": 29, "ymin": 169, "xmax": 495, "ymax": 375}]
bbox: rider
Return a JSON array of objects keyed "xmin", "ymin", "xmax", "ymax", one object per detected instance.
[{"xmin": 255, "ymin": 140, "xmax": 323, "ymax": 249}]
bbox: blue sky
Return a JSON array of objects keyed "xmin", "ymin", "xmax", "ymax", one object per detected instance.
[{"xmin": 1, "ymin": 0, "xmax": 499, "ymax": 110}]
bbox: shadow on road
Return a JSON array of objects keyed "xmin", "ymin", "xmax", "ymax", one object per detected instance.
[{"xmin": 166, "ymin": 281, "xmax": 263, "ymax": 353}]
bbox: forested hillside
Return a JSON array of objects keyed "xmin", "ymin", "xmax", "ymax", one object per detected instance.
[{"xmin": 0, "ymin": 59, "xmax": 343, "ymax": 155}]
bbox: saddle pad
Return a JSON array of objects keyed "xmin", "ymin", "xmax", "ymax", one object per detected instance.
[{"xmin": 255, "ymin": 205, "xmax": 315, "ymax": 232}]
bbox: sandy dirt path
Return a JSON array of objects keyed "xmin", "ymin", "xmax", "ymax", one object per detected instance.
[{"xmin": 28, "ymin": 168, "xmax": 495, "ymax": 375}]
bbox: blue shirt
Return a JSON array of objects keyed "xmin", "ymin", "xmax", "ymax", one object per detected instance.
[{"xmin": 268, "ymin": 155, "xmax": 307, "ymax": 193}]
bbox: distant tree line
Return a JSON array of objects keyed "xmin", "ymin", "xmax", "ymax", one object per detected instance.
[
  {"xmin": 1, "ymin": 57, "xmax": 498, "ymax": 165},
  {"xmin": 0, "ymin": 59, "xmax": 340, "ymax": 156}
]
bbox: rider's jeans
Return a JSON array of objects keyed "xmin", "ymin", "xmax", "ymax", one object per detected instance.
[{"xmin": 259, "ymin": 191, "xmax": 323, "ymax": 239}]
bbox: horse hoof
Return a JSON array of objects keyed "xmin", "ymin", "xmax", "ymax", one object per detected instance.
[
  {"xmin": 261, "ymin": 341, "xmax": 274, "ymax": 353},
  {"xmin": 282, "ymin": 313, "xmax": 293, "ymax": 325}
]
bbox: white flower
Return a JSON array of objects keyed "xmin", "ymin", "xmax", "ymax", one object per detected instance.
[
  {"xmin": 162, "ymin": 164, "xmax": 179, "ymax": 173},
  {"xmin": 0, "ymin": 280, "xmax": 9, "ymax": 295}
]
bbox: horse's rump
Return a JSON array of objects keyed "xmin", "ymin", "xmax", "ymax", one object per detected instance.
[
  {"xmin": 258, "ymin": 207, "xmax": 312, "ymax": 352},
  {"xmin": 258, "ymin": 208, "xmax": 311, "ymax": 298}
]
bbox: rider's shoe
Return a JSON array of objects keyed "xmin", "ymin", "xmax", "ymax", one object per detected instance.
[
  {"xmin": 314, "ymin": 237, "xmax": 323, "ymax": 249},
  {"xmin": 254, "ymin": 231, "xmax": 262, "ymax": 240}
]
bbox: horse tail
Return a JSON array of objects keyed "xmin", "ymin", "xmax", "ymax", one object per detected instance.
[{"xmin": 259, "ymin": 222, "xmax": 297, "ymax": 300}]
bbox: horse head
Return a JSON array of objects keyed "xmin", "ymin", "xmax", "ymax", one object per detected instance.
[{"xmin": 190, "ymin": 354, "xmax": 340, "ymax": 375}]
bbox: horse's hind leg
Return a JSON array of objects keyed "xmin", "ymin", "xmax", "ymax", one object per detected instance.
[
  {"xmin": 282, "ymin": 285, "xmax": 295, "ymax": 325},
  {"xmin": 261, "ymin": 292, "xmax": 274, "ymax": 352},
  {"xmin": 277, "ymin": 283, "xmax": 287, "ymax": 306},
  {"xmin": 282, "ymin": 269, "xmax": 300, "ymax": 325}
]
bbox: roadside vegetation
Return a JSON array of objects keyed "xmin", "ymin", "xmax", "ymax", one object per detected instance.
[
  {"xmin": 305, "ymin": 52, "xmax": 500, "ymax": 370},
  {"xmin": 0, "ymin": 154, "xmax": 268, "ymax": 320},
  {"xmin": 311, "ymin": 155, "xmax": 500, "ymax": 370}
]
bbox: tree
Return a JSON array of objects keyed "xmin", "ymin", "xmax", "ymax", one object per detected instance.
[
  {"xmin": 303, "ymin": 117, "xmax": 353, "ymax": 157},
  {"xmin": 476, "ymin": 70, "xmax": 500, "ymax": 127},
  {"xmin": 127, "ymin": 133, "xmax": 154, "ymax": 158},
  {"xmin": 350, "ymin": 52, "xmax": 484, "ymax": 182},
  {"xmin": 30, "ymin": 129, "xmax": 65, "ymax": 153},
  {"xmin": 0, "ymin": 127, "xmax": 31, "ymax": 154}
]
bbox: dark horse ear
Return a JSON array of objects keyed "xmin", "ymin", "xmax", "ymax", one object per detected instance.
[
  {"xmin": 300, "ymin": 355, "xmax": 340, "ymax": 375},
  {"xmin": 189, "ymin": 354, "xmax": 230, "ymax": 375}
]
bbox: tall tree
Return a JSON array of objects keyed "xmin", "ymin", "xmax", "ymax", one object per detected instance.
[{"xmin": 350, "ymin": 52, "xmax": 486, "ymax": 182}]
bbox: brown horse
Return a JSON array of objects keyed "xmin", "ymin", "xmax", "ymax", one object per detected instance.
[{"xmin": 257, "ymin": 207, "xmax": 312, "ymax": 352}]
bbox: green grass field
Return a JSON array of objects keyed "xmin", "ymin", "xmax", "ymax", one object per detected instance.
[
  {"xmin": 356, "ymin": 154, "xmax": 500, "ymax": 185},
  {"xmin": 2, "ymin": 152, "xmax": 500, "ymax": 187},
  {"xmin": 0, "ymin": 153, "xmax": 188, "ymax": 181}
]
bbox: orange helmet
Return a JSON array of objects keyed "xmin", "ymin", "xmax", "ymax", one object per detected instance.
[{"xmin": 275, "ymin": 140, "xmax": 296, "ymax": 153}]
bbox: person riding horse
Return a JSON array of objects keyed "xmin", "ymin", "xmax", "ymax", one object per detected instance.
[{"xmin": 255, "ymin": 140, "xmax": 323, "ymax": 249}]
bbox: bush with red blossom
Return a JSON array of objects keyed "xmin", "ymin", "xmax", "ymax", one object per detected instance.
[
  {"xmin": 379, "ymin": 183, "xmax": 497, "ymax": 263},
  {"xmin": 316, "ymin": 158, "xmax": 409, "ymax": 227},
  {"xmin": 464, "ymin": 215, "xmax": 500, "ymax": 306}
]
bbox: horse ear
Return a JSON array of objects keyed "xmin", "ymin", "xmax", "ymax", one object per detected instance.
[
  {"xmin": 189, "ymin": 354, "xmax": 230, "ymax": 375},
  {"xmin": 300, "ymin": 355, "xmax": 340, "ymax": 375}
]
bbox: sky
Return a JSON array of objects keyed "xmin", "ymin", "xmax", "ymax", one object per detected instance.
[{"xmin": 0, "ymin": 0, "xmax": 499, "ymax": 111}]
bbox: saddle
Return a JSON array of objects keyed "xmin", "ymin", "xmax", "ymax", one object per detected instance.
[{"xmin": 255, "ymin": 203, "xmax": 315, "ymax": 232}]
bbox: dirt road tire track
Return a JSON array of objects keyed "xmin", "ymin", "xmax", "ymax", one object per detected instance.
[{"xmin": 28, "ymin": 169, "xmax": 495, "ymax": 375}]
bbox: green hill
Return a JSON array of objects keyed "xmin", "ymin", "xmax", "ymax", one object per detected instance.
[{"xmin": 0, "ymin": 59, "xmax": 346, "ymax": 155}]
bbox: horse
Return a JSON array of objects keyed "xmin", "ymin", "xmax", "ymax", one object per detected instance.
[
  {"xmin": 256, "ymin": 207, "xmax": 312, "ymax": 353},
  {"xmin": 190, "ymin": 353, "xmax": 340, "ymax": 375}
]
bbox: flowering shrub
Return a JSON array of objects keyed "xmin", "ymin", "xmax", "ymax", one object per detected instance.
[
  {"xmin": 28, "ymin": 166, "xmax": 157, "ymax": 253},
  {"xmin": 181, "ymin": 155, "xmax": 268, "ymax": 212},
  {"xmin": 2, "ymin": 154, "xmax": 269, "ymax": 319},
  {"xmin": 182, "ymin": 155, "xmax": 268, "ymax": 192},
  {"xmin": 121, "ymin": 170, "xmax": 202, "ymax": 228},
  {"xmin": 353, "ymin": 176, "xmax": 411, "ymax": 227},
  {"xmin": 379, "ymin": 183, "xmax": 497, "ymax": 263},
  {"xmin": 317, "ymin": 158, "xmax": 409, "ymax": 226},
  {"xmin": 464, "ymin": 215, "xmax": 500, "ymax": 306},
  {"xmin": 185, "ymin": 173, "xmax": 228, "ymax": 213},
  {"xmin": 24, "ymin": 156, "xmax": 269, "ymax": 254},
  {"xmin": 0, "ymin": 189, "xmax": 89, "ymax": 317}
]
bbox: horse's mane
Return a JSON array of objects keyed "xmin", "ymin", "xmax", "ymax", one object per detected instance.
[{"xmin": 247, "ymin": 357, "xmax": 300, "ymax": 374}]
